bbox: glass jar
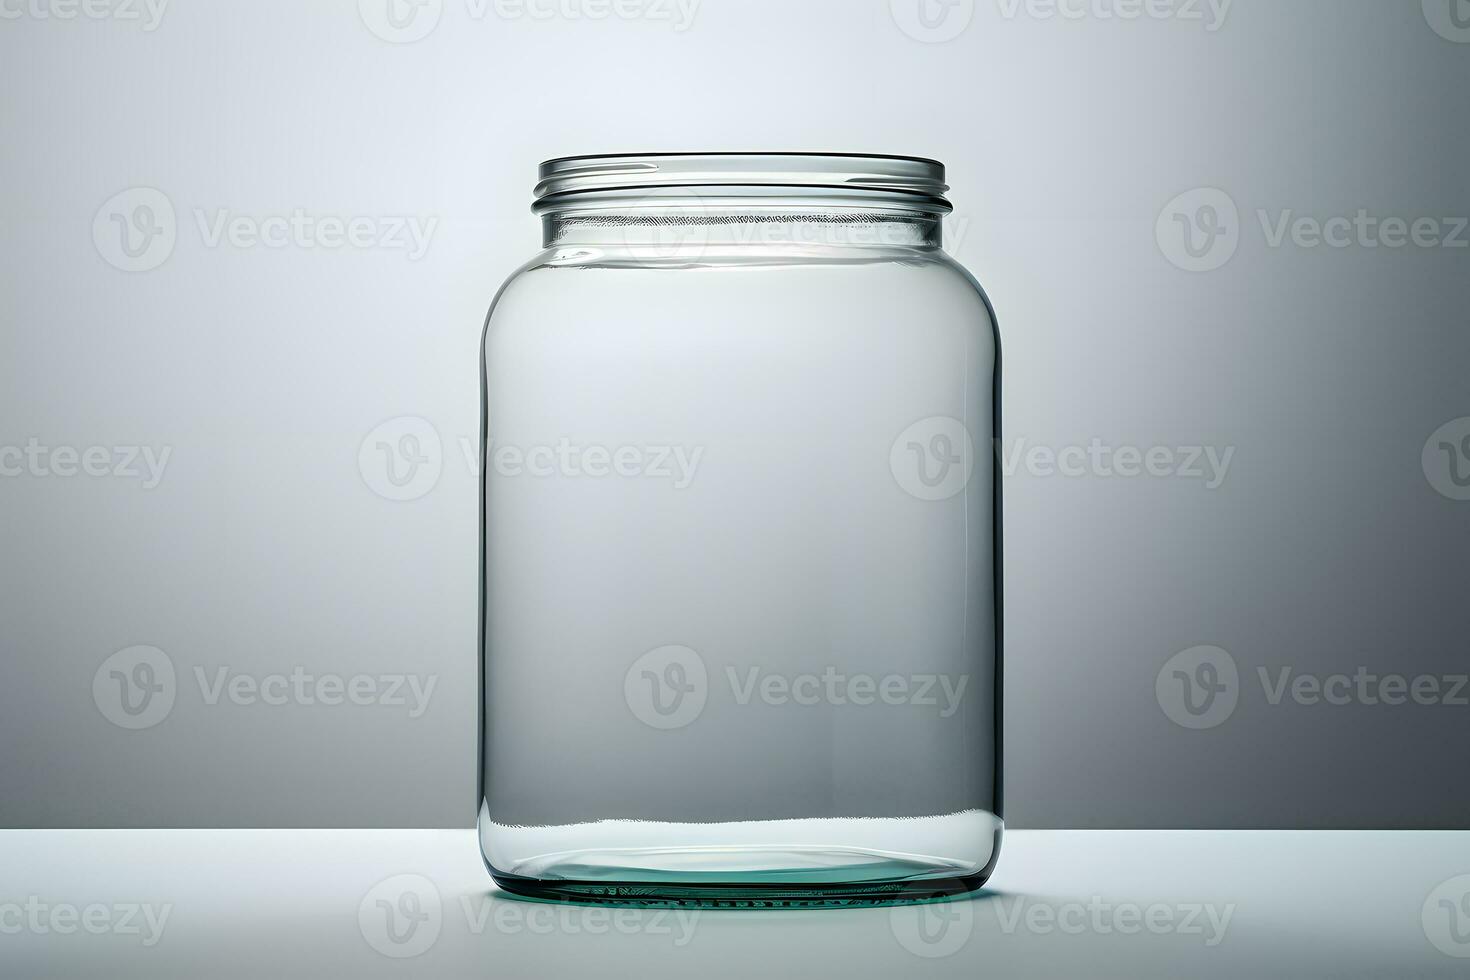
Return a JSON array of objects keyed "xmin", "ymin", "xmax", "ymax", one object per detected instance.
[{"xmin": 479, "ymin": 153, "xmax": 1001, "ymax": 906}]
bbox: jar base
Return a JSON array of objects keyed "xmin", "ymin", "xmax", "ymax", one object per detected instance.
[
  {"xmin": 489, "ymin": 867, "xmax": 996, "ymax": 908},
  {"xmin": 481, "ymin": 808, "xmax": 1002, "ymax": 908}
]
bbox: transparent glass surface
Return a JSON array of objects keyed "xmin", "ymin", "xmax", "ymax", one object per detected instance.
[{"xmin": 480, "ymin": 156, "xmax": 1001, "ymax": 906}]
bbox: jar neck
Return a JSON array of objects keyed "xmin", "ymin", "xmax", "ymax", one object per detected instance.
[{"xmin": 542, "ymin": 208, "xmax": 943, "ymax": 250}]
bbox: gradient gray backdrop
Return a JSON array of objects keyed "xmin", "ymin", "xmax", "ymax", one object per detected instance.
[{"xmin": 2, "ymin": 0, "xmax": 1467, "ymax": 828}]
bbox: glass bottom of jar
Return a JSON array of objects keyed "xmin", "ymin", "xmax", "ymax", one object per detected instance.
[
  {"xmin": 489, "ymin": 867, "xmax": 995, "ymax": 908},
  {"xmin": 480, "ymin": 807, "xmax": 1002, "ymax": 908}
]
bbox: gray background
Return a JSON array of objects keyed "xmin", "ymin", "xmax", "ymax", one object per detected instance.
[{"xmin": 1, "ymin": 0, "xmax": 1466, "ymax": 829}]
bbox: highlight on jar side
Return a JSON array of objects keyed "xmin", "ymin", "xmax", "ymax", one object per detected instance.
[{"xmin": 479, "ymin": 153, "xmax": 1001, "ymax": 906}]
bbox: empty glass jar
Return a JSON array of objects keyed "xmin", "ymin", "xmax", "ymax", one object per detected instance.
[{"xmin": 479, "ymin": 153, "xmax": 1001, "ymax": 905}]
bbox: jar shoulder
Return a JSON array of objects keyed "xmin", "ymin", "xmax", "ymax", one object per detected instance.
[{"xmin": 482, "ymin": 248, "xmax": 998, "ymax": 354}]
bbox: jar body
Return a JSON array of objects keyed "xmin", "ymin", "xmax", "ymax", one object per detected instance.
[{"xmin": 479, "ymin": 212, "xmax": 1000, "ymax": 905}]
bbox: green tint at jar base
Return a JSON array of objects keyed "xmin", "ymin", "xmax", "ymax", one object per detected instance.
[
  {"xmin": 480, "ymin": 802, "xmax": 1003, "ymax": 908},
  {"xmin": 479, "ymin": 153, "xmax": 1002, "ymax": 906}
]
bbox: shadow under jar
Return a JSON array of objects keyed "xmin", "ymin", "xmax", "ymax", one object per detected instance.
[{"xmin": 479, "ymin": 153, "xmax": 1001, "ymax": 907}]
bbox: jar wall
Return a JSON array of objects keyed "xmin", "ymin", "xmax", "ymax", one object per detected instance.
[{"xmin": 479, "ymin": 232, "xmax": 1000, "ymax": 903}]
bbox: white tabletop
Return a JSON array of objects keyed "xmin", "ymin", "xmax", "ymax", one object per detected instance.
[{"xmin": 3, "ymin": 829, "xmax": 1467, "ymax": 978}]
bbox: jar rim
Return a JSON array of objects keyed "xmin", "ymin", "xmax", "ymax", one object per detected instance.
[{"xmin": 533, "ymin": 152, "xmax": 951, "ymax": 215}]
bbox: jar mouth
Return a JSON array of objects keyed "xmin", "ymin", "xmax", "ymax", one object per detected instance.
[{"xmin": 533, "ymin": 153, "xmax": 951, "ymax": 215}]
